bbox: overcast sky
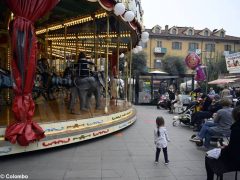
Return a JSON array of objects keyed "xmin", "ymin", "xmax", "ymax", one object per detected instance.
[{"xmin": 141, "ymin": 0, "xmax": 240, "ymax": 37}]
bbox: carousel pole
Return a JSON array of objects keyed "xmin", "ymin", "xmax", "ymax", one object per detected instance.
[
  {"xmin": 116, "ymin": 32, "xmax": 120, "ymax": 106},
  {"xmin": 129, "ymin": 38, "xmax": 133, "ymax": 105},
  {"xmin": 49, "ymin": 40, "xmax": 53, "ymax": 68},
  {"xmin": 45, "ymin": 28, "xmax": 49, "ymax": 59},
  {"xmin": 93, "ymin": 14, "xmax": 97, "ymax": 66},
  {"xmin": 64, "ymin": 25, "xmax": 67, "ymax": 72},
  {"xmin": 76, "ymin": 33, "xmax": 79, "ymax": 62},
  {"xmin": 104, "ymin": 14, "xmax": 110, "ymax": 113},
  {"xmin": 125, "ymin": 50, "xmax": 128, "ymax": 103}
]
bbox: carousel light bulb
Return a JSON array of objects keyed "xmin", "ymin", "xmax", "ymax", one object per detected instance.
[
  {"xmin": 124, "ymin": 11, "xmax": 135, "ymax": 22},
  {"xmin": 114, "ymin": 3, "xmax": 126, "ymax": 16}
]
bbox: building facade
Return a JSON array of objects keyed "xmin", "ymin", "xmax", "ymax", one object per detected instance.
[{"xmin": 142, "ymin": 25, "xmax": 240, "ymax": 71}]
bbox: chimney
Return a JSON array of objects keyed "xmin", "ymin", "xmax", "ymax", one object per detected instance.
[{"xmin": 165, "ymin": 25, "xmax": 168, "ymax": 33}]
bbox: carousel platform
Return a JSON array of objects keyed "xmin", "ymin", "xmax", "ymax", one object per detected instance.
[{"xmin": 0, "ymin": 98, "xmax": 136, "ymax": 156}]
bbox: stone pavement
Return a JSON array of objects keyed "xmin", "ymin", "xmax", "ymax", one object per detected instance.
[{"xmin": 0, "ymin": 105, "xmax": 236, "ymax": 180}]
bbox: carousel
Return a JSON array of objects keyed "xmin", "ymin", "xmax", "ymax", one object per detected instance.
[{"xmin": 0, "ymin": 0, "xmax": 147, "ymax": 156}]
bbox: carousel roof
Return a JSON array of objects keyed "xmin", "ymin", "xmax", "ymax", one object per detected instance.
[{"xmin": 0, "ymin": 0, "xmax": 142, "ymax": 56}]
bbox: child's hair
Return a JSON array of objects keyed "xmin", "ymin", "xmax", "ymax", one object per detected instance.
[{"xmin": 156, "ymin": 116, "xmax": 165, "ymax": 137}]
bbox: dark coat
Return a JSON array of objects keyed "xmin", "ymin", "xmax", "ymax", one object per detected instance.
[
  {"xmin": 220, "ymin": 120, "xmax": 240, "ymax": 168},
  {"xmin": 76, "ymin": 58, "xmax": 95, "ymax": 77}
]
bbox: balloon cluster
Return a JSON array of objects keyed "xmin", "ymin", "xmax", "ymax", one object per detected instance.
[{"xmin": 185, "ymin": 53, "xmax": 206, "ymax": 81}]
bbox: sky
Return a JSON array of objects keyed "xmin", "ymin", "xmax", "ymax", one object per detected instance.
[{"xmin": 141, "ymin": 0, "xmax": 240, "ymax": 37}]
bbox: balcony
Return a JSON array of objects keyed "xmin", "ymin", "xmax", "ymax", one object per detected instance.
[
  {"xmin": 188, "ymin": 49, "xmax": 201, "ymax": 55},
  {"xmin": 154, "ymin": 47, "xmax": 167, "ymax": 54}
]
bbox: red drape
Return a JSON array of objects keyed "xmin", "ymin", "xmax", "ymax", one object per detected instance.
[{"xmin": 5, "ymin": 0, "xmax": 59, "ymax": 146}]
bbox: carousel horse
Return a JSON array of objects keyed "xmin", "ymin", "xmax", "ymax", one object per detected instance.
[{"xmin": 33, "ymin": 58, "xmax": 65, "ymax": 100}]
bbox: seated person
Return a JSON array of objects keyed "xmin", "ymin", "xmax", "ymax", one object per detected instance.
[
  {"xmin": 75, "ymin": 52, "xmax": 95, "ymax": 78},
  {"xmin": 205, "ymin": 106, "xmax": 240, "ymax": 180},
  {"xmin": 190, "ymin": 95, "xmax": 222, "ymax": 131},
  {"xmin": 167, "ymin": 88, "xmax": 175, "ymax": 113},
  {"xmin": 190, "ymin": 98, "xmax": 233, "ymax": 148},
  {"xmin": 172, "ymin": 90, "xmax": 183, "ymax": 111}
]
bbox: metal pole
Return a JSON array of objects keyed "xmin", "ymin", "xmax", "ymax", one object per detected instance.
[
  {"xmin": 129, "ymin": 38, "xmax": 133, "ymax": 104},
  {"xmin": 76, "ymin": 33, "xmax": 79, "ymax": 62},
  {"xmin": 64, "ymin": 25, "xmax": 67, "ymax": 72},
  {"xmin": 116, "ymin": 33, "xmax": 120, "ymax": 106},
  {"xmin": 104, "ymin": 14, "xmax": 109, "ymax": 114}
]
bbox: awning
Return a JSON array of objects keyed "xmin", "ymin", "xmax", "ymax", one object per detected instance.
[
  {"xmin": 149, "ymin": 70, "xmax": 168, "ymax": 74},
  {"xmin": 208, "ymin": 78, "xmax": 239, "ymax": 85}
]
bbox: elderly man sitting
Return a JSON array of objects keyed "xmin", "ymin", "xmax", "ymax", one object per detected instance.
[{"xmin": 190, "ymin": 98, "xmax": 233, "ymax": 149}]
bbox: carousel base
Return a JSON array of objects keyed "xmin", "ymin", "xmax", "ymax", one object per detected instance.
[{"xmin": 0, "ymin": 99, "xmax": 136, "ymax": 156}]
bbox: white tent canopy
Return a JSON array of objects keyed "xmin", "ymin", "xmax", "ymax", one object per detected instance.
[{"xmin": 149, "ymin": 70, "xmax": 168, "ymax": 74}]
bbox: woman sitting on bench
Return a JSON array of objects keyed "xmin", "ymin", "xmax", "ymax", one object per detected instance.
[
  {"xmin": 205, "ymin": 106, "xmax": 240, "ymax": 180},
  {"xmin": 190, "ymin": 98, "xmax": 233, "ymax": 148}
]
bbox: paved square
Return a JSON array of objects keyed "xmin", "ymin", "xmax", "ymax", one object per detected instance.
[{"xmin": 0, "ymin": 105, "xmax": 236, "ymax": 179}]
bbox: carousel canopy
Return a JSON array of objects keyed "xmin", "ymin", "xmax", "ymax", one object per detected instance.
[{"xmin": 0, "ymin": 0, "xmax": 142, "ymax": 58}]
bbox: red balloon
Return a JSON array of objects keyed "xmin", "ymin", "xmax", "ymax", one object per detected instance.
[{"xmin": 185, "ymin": 53, "xmax": 200, "ymax": 70}]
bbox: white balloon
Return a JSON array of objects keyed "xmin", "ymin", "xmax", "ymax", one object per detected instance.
[
  {"xmin": 87, "ymin": 0, "xmax": 98, "ymax": 2},
  {"xmin": 141, "ymin": 38, "xmax": 149, "ymax": 43},
  {"xmin": 120, "ymin": 53, "xmax": 125, "ymax": 58},
  {"xmin": 124, "ymin": 11, "xmax": 135, "ymax": 22},
  {"xmin": 136, "ymin": 46, "xmax": 142, "ymax": 52},
  {"xmin": 141, "ymin": 31, "xmax": 149, "ymax": 39},
  {"xmin": 132, "ymin": 48, "xmax": 138, "ymax": 54},
  {"xmin": 114, "ymin": 3, "xmax": 125, "ymax": 16}
]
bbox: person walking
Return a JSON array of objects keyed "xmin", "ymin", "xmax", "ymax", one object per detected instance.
[{"xmin": 154, "ymin": 116, "xmax": 170, "ymax": 165}]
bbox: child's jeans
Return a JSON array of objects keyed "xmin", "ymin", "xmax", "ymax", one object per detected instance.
[{"xmin": 155, "ymin": 147, "xmax": 168, "ymax": 162}]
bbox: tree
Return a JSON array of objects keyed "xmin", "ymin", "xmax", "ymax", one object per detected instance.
[
  {"xmin": 162, "ymin": 56, "xmax": 186, "ymax": 75},
  {"xmin": 119, "ymin": 51, "xmax": 147, "ymax": 77},
  {"xmin": 131, "ymin": 51, "xmax": 147, "ymax": 76}
]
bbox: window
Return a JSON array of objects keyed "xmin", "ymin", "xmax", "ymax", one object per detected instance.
[
  {"xmin": 172, "ymin": 42, "xmax": 182, "ymax": 50},
  {"xmin": 157, "ymin": 41, "xmax": 162, "ymax": 47},
  {"xmin": 205, "ymin": 44, "xmax": 215, "ymax": 52},
  {"xmin": 224, "ymin": 45, "xmax": 231, "ymax": 51},
  {"xmin": 155, "ymin": 27, "xmax": 161, "ymax": 33},
  {"xmin": 220, "ymin": 31, "xmax": 225, "ymax": 38},
  {"xmin": 204, "ymin": 30, "xmax": 209, "ymax": 36},
  {"xmin": 189, "ymin": 42, "xmax": 199, "ymax": 51},
  {"xmin": 188, "ymin": 29, "xmax": 193, "ymax": 36},
  {"xmin": 172, "ymin": 28, "xmax": 177, "ymax": 35},
  {"xmin": 154, "ymin": 59, "xmax": 162, "ymax": 69}
]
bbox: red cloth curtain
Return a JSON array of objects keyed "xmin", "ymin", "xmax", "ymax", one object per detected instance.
[{"xmin": 5, "ymin": 0, "xmax": 59, "ymax": 146}]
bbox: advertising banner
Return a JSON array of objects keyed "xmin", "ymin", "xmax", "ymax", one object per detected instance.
[{"xmin": 225, "ymin": 52, "xmax": 240, "ymax": 73}]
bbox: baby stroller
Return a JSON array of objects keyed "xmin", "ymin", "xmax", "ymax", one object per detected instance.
[{"xmin": 172, "ymin": 103, "xmax": 196, "ymax": 126}]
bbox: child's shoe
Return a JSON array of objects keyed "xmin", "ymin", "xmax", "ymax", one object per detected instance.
[
  {"xmin": 154, "ymin": 161, "xmax": 159, "ymax": 164},
  {"xmin": 164, "ymin": 160, "xmax": 169, "ymax": 165}
]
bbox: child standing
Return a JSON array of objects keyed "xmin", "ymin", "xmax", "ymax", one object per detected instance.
[{"xmin": 154, "ymin": 116, "xmax": 170, "ymax": 164}]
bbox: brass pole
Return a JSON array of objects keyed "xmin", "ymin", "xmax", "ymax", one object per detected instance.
[
  {"xmin": 116, "ymin": 33, "xmax": 120, "ymax": 106},
  {"xmin": 76, "ymin": 33, "xmax": 79, "ymax": 62},
  {"xmin": 64, "ymin": 25, "xmax": 67, "ymax": 72},
  {"xmin": 104, "ymin": 14, "xmax": 109, "ymax": 114},
  {"xmin": 45, "ymin": 28, "xmax": 49, "ymax": 59},
  {"xmin": 125, "ymin": 51, "xmax": 128, "ymax": 103},
  {"xmin": 129, "ymin": 38, "xmax": 133, "ymax": 105}
]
